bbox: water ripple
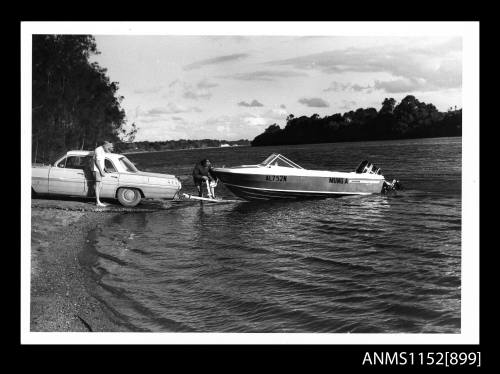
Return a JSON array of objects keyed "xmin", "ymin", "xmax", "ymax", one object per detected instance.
[{"xmin": 80, "ymin": 137, "xmax": 462, "ymax": 333}]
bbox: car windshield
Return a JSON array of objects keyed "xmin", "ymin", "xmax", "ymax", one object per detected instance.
[{"xmin": 119, "ymin": 156, "xmax": 138, "ymax": 173}]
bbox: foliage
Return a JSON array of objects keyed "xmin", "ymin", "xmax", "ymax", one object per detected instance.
[
  {"xmin": 251, "ymin": 96, "xmax": 461, "ymax": 146},
  {"xmin": 32, "ymin": 35, "xmax": 126, "ymax": 163}
]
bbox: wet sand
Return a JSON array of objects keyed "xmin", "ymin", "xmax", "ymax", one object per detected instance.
[{"xmin": 30, "ymin": 198, "xmax": 144, "ymax": 332}]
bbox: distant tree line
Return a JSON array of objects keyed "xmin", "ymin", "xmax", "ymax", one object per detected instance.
[
  {"xmin": 251, "ymin": 96, "xmax": 462, "ymax": 146},
  {"xmin": 114, "ymin": 139, "xmax": 250, "ymax": 153},
  {"xmin": 32, "ymin": 35, "xmax": 132, "ymax": 163}
]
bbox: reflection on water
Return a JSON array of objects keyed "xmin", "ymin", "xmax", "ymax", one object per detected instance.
[{"xmin": 80, "ymin": 137, "xmax": 461, "ymax": 332}]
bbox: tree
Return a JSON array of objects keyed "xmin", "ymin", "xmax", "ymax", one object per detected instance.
[
  {"xmin": 32, "ymin": 35, "xmax": 126, "ymax": 163},
  {"xmin": 264, "ymin": 123, "xmax": 281, "ymax": 133},
  {"xmin": 122, "ymin": 122, "xmax": 138, "ymax": 142},
  {"xmin": 380, "ymin": 98, "xmax": 396, "ymax": 114},
  {"xmin": 250, "ymin": 95, "xmax": 461, "ymax": 146}
]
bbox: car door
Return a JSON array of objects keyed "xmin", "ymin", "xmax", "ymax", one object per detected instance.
[
  {"xmin": 99, "ymin": 157, "xmax": 119, "ymax": 198},
  {"xmin": 48, "ymin": 156, "xmax": 87, "ymax": 196}
]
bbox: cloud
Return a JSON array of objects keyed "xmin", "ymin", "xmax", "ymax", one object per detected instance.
[
  {"xmin": 280, "ymin": 104, "xmax": 286, "ymax": 109},
  {"xmin": 198, "ymin": 107, "xmax": 291, "ymax": 140},
  {"xmin": 197, "ymin": 79, "xmax": 219, "ymax": 89},
  {"xmin": 165, "ymin": 80, "xmax": 216, "ymax": 101},
  {"xmin": 267, "ymin": 37, "xmax": 462, "ymax": 92},
  {"xmin": 324, "ymin": 81, "xmax": 371, "ymax": 92},
  {"xmin": 165, "ymin": 103, "xmax": 202, "ymax": 114},
  {"xmin": 168, "ymin": 79, "xmax": 181, "ymax": 88},
  {"xmin": 205, "ymin": 36, "xmax": 251, "ymax": 43},
  {"xmin": 183, "ymin": 90, "xmax": 212, "ymax": 100},
  {"xmin": 144, "ymin": 107, "xmax": 169, "ymax": 117},
  {"xmin": 298, "ymin": 97, "xmax": 330, "ymax": 108},
  {"xmin": 135, "ymin": 106, "xmax": 288, "ymax": 141},
  {"xmin": 244, "ymin": 116, "xmax": 268, "ymax": 126},
  {"xmin": 373, "ymin": 78, "xmax": 426, "ymax": 93},
  {"xmin": 133, "ymin": 86, "xmax": 163, "ymax": 94},
  {"xmin": 238, "ymin": 99, "xmax": 264, "ymax": 107},
  {"xmin": 133, "ymin": 121, "xmax": 194, "ymax": 142},
  {"xmin": 222, "ymin": 70, "xmax": 308, "ymax": 81},
  {"xmin": 184, "ymin": 53, "xmax": 249, "ymax": 70},
  {"xmin": 139, "ymin": 103, "xmax": 202, "ymax": 121},
  {"xmin": 339, "ymin": 100, "xmax": 357, "ymax": 111},
  {"xmin": 206, "ymin": 107, "xmax": 288, "ymax": 139},
  {"xmin": 262, "ymin": 108, "xmax": 288, "ymax": 122},
  {"xmin": 373, "ymin": 60, "xmax": 462, "ymax": 93},
  {"xmin": 201, "ymin": 114, "xmax": 268, "ymax": 139}
]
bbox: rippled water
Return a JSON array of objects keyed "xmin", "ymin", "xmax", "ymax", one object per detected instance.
[{"xmin": 79, "ymin": 137, "xmax": 461, "ymax": 332}]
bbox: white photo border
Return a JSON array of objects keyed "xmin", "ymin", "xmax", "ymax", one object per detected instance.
[{"xmin": 21, "ymin": 21, "xmax": 479, "ymax": 345}]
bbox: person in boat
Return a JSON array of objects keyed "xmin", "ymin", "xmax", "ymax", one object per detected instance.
[
  {"xmin": 192, "ymin": 158, "xmax": 218, "ymax": 198},
  {"xmin": 93, "ymin": 140, "xmax": 114, "ymax": 207}
]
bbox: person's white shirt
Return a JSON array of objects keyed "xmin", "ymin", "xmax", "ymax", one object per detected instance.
[{"xmin": 94, "ymin": 146, "xmax": 105, "ymax": 173}]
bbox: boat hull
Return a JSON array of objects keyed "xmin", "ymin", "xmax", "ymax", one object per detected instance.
[{"xmin": 213, "ymin": 169, "xmax": 385, "ymax": 201}]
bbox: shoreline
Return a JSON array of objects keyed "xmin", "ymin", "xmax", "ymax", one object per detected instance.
[
  {"xmin": 121, "ymin": 135, "xmax": 460, "ymax": 155},
  {"xmin": 122, "ymin": 144, "xmax": 248, "ymax": 155},
  {"xmin": 250, "ymin": 134, "xmax": 462, "ymax": 147},
  {"xmin": 31, "ymin": 198, "xmax": 132, "ymax": 332}
]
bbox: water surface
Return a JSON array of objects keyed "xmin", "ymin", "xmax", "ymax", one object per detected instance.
[{"xmin": 80, "ymin": 137, "xmax": 461, "ymax": 332}]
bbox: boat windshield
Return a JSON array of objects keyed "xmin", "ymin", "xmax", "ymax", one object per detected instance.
[
  {"xmin": 355, "ymin": 160, "xmax": 382, "ymax": 174},
  {"xmin": 259, "ymin": 153, "xmax": 304, "ymax": 169}
]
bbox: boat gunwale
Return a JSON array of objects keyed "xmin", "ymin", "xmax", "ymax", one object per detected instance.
[{"xmin": 212, "ymin": 166, "xmax": 385, "ymax": 179}]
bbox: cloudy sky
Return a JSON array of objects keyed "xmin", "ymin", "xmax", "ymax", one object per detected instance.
[{"xmin": 91, "ymin": 35, "xmax": 462, "ymax": 142}]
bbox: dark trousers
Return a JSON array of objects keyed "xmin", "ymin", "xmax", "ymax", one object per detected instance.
[{"xmin": 194, "ymin": 179, "xmax": 203, "ymax": 197}]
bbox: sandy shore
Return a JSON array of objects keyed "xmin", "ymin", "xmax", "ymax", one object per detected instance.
[{"xmin": 30, "ymin": 197, "xmax": 145, "ymax": 332}]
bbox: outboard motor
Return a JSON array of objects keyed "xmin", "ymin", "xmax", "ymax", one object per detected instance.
[
  {"xmin": 382, "ymin": 179, "xmax": 403, "ymax": 193},
  {"xmin": 355, "ymin": 160, "xmax": 402, "ymax": 194}
]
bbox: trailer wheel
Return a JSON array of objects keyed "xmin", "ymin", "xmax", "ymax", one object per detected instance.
[{"xmin": 117, "ymin": 188, "xmax": 142, "ymax": 207}]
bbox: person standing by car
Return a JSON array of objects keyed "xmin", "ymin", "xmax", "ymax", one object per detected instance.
[
  {"xmin": 192, "ymin": 158, "xmax": 217, "ymax": 198},
  {"xmin": 94, "ymin": 141, "xmax": 114, "ymax": 206}
]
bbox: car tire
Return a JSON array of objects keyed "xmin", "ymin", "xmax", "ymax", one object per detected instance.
[{"xmin": 117, "ymin": 188, "xmax": 142, "ymax": 207}]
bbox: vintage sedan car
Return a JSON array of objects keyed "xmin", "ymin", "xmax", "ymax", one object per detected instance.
[{"xmin": 32, "ymin": 150, "xmax": 182, "ymax": 207}]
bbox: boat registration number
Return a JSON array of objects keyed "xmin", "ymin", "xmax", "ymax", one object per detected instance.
[
  {"xmin": 329, "ymin": 177, "xmax": 348, "ymax": 184},
  {"xmin": 266, "ymin": 175, "xmax": 287, "ymax": 182}
]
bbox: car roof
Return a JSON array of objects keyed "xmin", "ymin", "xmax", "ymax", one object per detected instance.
[
  {"xmin": 66, "ymin": 150, "xmax": 125, "ymax": 160},
  {"xmin": 67, "ymin": 150, "xmax": 92, "ymax": 157}
]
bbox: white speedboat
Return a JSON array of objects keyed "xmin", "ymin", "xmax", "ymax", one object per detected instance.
[{"xmin": 212, "ymin": 153, "xmax": 399, "ymax": 201}]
